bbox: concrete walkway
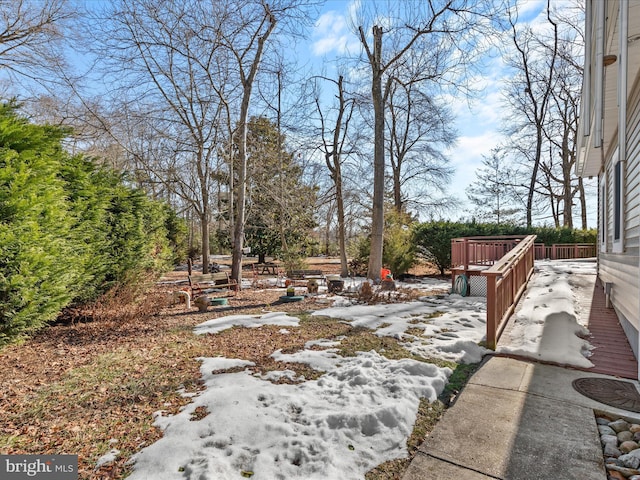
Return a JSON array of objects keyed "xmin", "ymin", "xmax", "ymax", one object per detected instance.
[{"xmin": 403, "ymin": 356, "xmax": 640, "ymax": 480}]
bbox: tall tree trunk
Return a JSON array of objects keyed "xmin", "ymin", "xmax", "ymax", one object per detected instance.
[
  {"xmin": 334, "ymin": 160, "xmax": 349, "ymax": 277},
  {"xmin": 231, "ymin": 116, "xmax": 249, "ymax": 283},
  {"xmin": 227, "ymin": 139, "xmax": 235, "ymax": 252},
  {"xmin": 561, "ymin": 119, "xmax": 574, "ymax": 228},
  {"xmin": 334, "ymin": 76, "xmax": 350, "ymax": 277},
  {"xmin": 368, "ymin": 25, "xmax": 385, "ymax": 282},
  {"xmin": 550, "ymin": 196, "xmax": 559, "ymax": 228},
  {"xmin": 517, "ymin": 3, "xmax": 558, "ymax": 227},
  {"xmin": 230, "ymin": 7, "xmax": 276, "ymax": 286},
  {"xmin": 526, "ymin": 127, "xmax": 543, "ymax": 227},
  {"xmin": 387, "ymin": 116, "xmax": 402, "ymax": 213},
  {"xmin": 324, "ymin": 204, "xmax": 333, "ymax": 256},
  {"xmin": 319, "ymin": 74, "xmax": 352, "ymax": 278},
  {"xmin": 578, "ymin": 177, "xmax": 587, "ymax": 229},
  {"xmin": 201, "ymin": 209, "xmax": 210, "ymax": 274},
  {"xmin": 562, "ymin": 182, "xmax": 573, "ymax": 228},
  {"xmin": 276, "ymin": 70, "xmax": 289, "ymax": 256}
]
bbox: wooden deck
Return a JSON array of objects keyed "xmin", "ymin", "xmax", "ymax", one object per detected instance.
[
  {"xmin": 498, "ymin": 270, "xmax": 638, "ymax": 380},
  {"xmin": 579, "ymin": 278, "xmax": 638, "ymax": 380}
]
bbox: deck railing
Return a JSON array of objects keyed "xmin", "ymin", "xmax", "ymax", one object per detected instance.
[
  {"xmin": 451, "ymin": 235, "xmax": 526, "ymax": 270},
  {"xmin": 450, "ymin": 236, "xmax": 596, "ymax": 349},
  {"xmin": 534, "ymin": 243, "xmax": 596, "ymax": 260},
  {"xmin": 483, "ymin": 235, "xmax": 537, "ymax": 349},
  {"xmin": 452, "ymin": 237, "xmax": 596, "ymax": 270}
]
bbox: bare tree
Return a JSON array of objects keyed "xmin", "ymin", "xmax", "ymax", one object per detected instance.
[
  {"xmin": 221, "ymin": 0, "xmax": 319, "ymax": 284},
  {"xmin": 466, "ymin": 148, "xmax": 523, "ymax": 224},
  {"xmin": 311, "ymin": 74, "xmax": 358, "ymax": 276},
  {"xmin": 82, "ymin": 0, "xmax": 242, "ymax": 273},
  {"xmin": 504, "ymin": 1, "xmax": 558, "ymax": 227},
  {"xmin": 0, "ymin": 0, "xmax": 73, "ymax": 89},
  {"xmin": 500, "ymin": 1, "xmax": 591, "ymax": 228},
  {"xmin": 227, "ymin": 2, "xmax": 277, "ymax": 283},
  {"xmin": 356, "ymin": 0, "xmax": 497, "ymax": 281},
  {"xmin": 80, "ymin": 0, "xmax": 316, "ymax": 280},
  {"xmin": 385, "ymin": 76, "xmax": 456, "ymax": 214},
  {"xmin": 253, "ymin": 52, "xmax": 312, "ymax": 262},
  {"xmin": 541, "ymin": 12, "xmax": 587, "ymax": 229}
]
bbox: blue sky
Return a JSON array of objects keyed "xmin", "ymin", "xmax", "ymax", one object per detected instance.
[{"xmin": 303, "ymin": 0, "xmax": 597, "ymax": 226}]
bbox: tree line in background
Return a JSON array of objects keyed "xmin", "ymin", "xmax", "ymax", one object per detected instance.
[
  {"xmin": 469, "ymin": 2, "xmax": 588, "ymax": 229},
  {"xmin": 348, "ymin": 212, "xmax": 596, "ymax": 279},
  {"xmin": 0, "ymin": 103, "xmax": 185, "ymax": 344},
  {"xmin": 0, "ymin": 2, "xmax": 592, "ymax": 290},
  {"xmin": 412, "ymin": 221, "xmax": 596, "ymax": 276}
]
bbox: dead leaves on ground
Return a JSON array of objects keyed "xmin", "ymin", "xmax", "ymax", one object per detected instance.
[
  {"xmin": 0, "ymin": 278, "xmax": 447, "ymax": 479},
  {"xmin": 0, "ymin": 287, "xmax": 331, "ymax": 478}
]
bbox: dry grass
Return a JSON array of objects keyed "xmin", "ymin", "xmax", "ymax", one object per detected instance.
[{"xmin": 0, "ymin": 260, "xmax": 466, "ymax": 480}]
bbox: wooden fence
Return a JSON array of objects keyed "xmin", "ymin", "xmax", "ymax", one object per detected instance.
[
  {"xmin": 450, "ymin": 236, "xmax": 595, "ymax": 349},
  {"xmin": 533, "ymin": 243, "xmax": 596, "ymax": 260},
  {"xmin": 451, "ymin": 236, "xmax": 525, "ymax": 271},
  {"xmin": 451, "ymin": 237, "xmax": 596, "ymax": 270}
]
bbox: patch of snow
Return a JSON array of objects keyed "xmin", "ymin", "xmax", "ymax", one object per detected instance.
[
  {"xmin": 497, "ymin": 261, "xmax": 595, "ymax": 368},
  {"xmin": 127, "ymin": 260, "xmax": 600, "ymax": 479},
  {"xmin": 126, "ymin": 351, "xmax": 451, "ymax": 480},
  {"xmin": 260, "ymin": 369, "xmax": 301, "ymax": 382},
  {"xmin": 271, "ymin": 348, "xmax": 344, "ymax": 372},
  {"xmin": 194, "ymin": 312, "xmax": 300, "ymax": 335},
  {"xmin": 95, "ymin": 449, "xmax": 120, "ymax": 470},
  {"xmin": 313, "ymin": 295, "xmax": 490, "ymax": 364}
]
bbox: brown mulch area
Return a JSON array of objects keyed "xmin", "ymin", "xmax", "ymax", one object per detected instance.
[
  {"xmin": 0, "ymin": 259, "xmax": 448, "ymax": 479},
  {"xmin": 0, "ymin": 288, "xmax": 323, "ymax": 478}
]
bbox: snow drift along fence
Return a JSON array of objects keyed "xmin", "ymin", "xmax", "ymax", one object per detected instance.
[{"xmin": 451, "ymin": 236, "xmax": 595, "ymax": 349}]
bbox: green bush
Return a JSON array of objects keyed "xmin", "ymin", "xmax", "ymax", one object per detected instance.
[
  {"xmin": 0, "ymin": 104, "xmax": 181, "ymax": 344},
  {"xmin": 413, "ymin": 220, "xmax": 597, "ymax": 275},
  {"xmin": 530, "ymin": 226, "xmax": 597, "ymax": 245},
  {"xmin": 348, "ymin": 235, "xmax": 370, "ymax": 277},
  {"xmin": 412, "ymin": 221, "xmax": 473, "ymax": 275},
  {"xmin": 59, "ymin": 156, "xmax": 177, "ymax": 300},
  {"xmin": 346, "ymin": 211, "xmax": 418, "ymax": 279},
  {"xmin": 383, "ymin": 210, "xmax": 418, "ymax": 278},
  {"xmin": 0, "ymin": 105, "xmax": 84, "ymax": 342}
]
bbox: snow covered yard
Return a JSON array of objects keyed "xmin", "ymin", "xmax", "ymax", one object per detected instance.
[{"xmin": 123, "ymin": 260, "xmax": 598, "ymax": 480}]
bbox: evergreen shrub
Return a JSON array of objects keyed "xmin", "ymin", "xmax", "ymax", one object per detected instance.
[{"xmin": 0, "ymin": 104, "xmax": 181, "ymax": 344}]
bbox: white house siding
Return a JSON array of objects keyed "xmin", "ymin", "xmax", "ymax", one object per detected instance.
[{"xmin": 599, "ymin": 72, "xmax": 640, "ymax": 358}]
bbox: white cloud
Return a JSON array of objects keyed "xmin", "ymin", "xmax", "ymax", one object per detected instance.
[
  {"xmin": 312, "ymin": 12, "xmax": 348, "ymax": 56},
  {"xmin": 312, "ymin": 5, "xmax": 361, "ymax": 57},
  {"xmin": 517, "ymin": 0, "xmax": 547, "ymax": 20},
  {"xmin": 449, "ymin": 132, "xmax": 504, "ymax": 182}
]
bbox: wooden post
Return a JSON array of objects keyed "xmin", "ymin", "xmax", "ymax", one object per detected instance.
[
  {"xmin": 463, "ymin": 238, "xmax": 469, "ymax": 271},
  {"xmin": 486, "ymin": 273, "xmax": 497, "ymax": 350}
]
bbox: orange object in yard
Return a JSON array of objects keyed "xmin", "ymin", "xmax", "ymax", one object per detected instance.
[{"xmin": 380, "ymin": 268, "xmax": 392, "ymax": 280}]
